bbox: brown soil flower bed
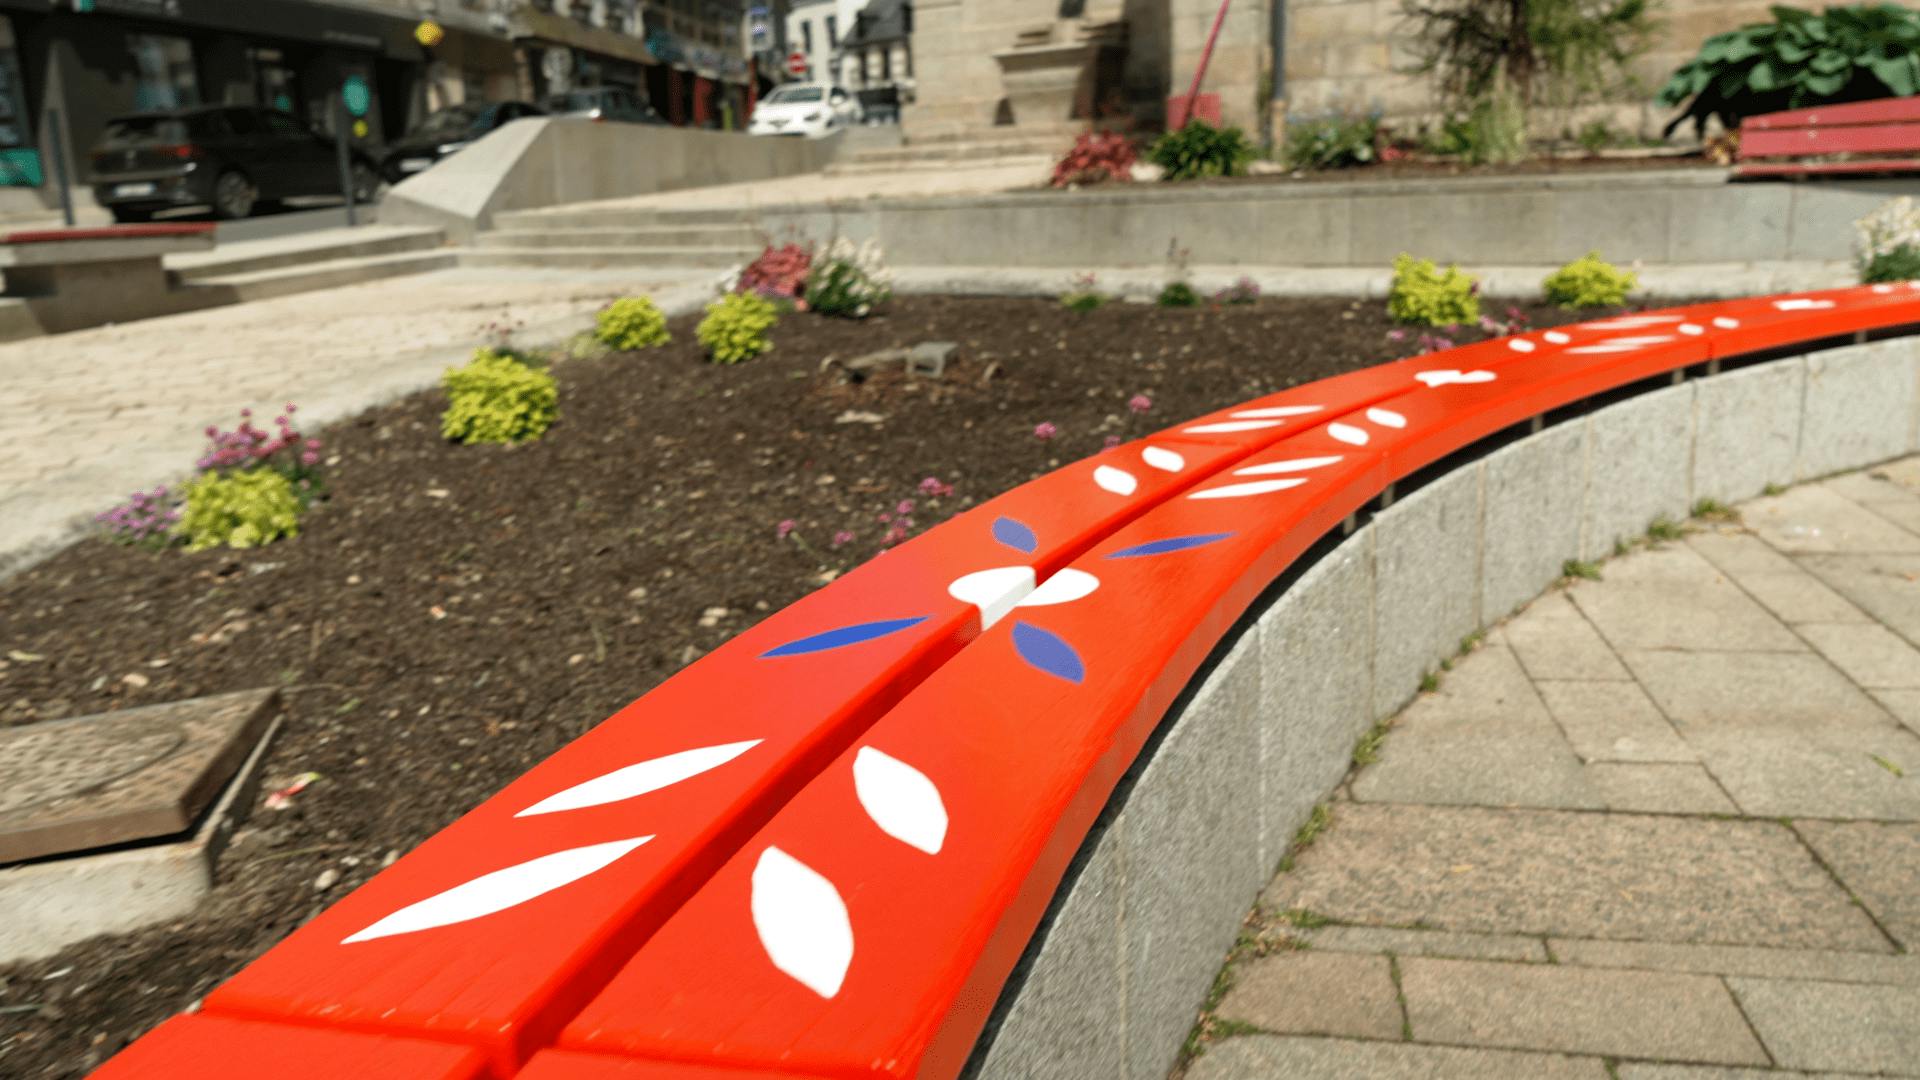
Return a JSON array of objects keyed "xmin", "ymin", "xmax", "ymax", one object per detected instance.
[{"xmin": 0, "ymin": 293, "xmax": 1668, "ymax": 1075}]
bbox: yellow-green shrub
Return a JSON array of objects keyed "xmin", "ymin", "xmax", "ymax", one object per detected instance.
[
  {"xmin": 177, "ymin": 469, "xmax": 302, "ymax": 552},
  {"xmin": 1542, "ymin": 251, "xmax": 1639, "ymax": 309},
  {"xmin": 696, "ymin": 291, "xmax": 778, "ymax": 364},
  {"xmin": 595, "ymin": 296, "xmax": 671, "ymax": 350},
  {"xmin": 1387, "ymin": 253, "xmax": 1481, "ymax": 327},
  {"xmin": 441, "ymin": 348, "xmax": 558, "ymax": 445}
]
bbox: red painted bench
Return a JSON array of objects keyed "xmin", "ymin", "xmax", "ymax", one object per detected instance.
[
  {"xmin": 1735, "ymin": 95, "xmax": 1920, "ymax": 178},
  {"xmin": 95, "ymin": 282, "xmax": 1920, "ymax": 1079},
  {"xmin": 0, "ymin": 222, "xmax": 215, "ymax": 245}
]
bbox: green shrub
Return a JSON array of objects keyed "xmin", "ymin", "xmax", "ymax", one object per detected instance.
[
  {"xmin": 1864, "ymin": 246, "xmax": 1920, "ymax": 284},
  {"xmin": 1157, "ymin": 281, "xmax": 1200, "ymax": 308},
  {"xmin": 1283, "ymin": 112, "xmax": 1381, "ymax": 170},
  {"xmin": 1145, "ymin": 120, "xmax": 1255, "ymax": 181},
  {"xmin": 1446, "ymin": 79, "xmax": 1528, "ymax": 165},
  {"xmin": 697, "ymin": 291, "xmax": 779, "ymax": 363},
  {"xmin": 1388, "ymin": 253, "xmax": 1482, "ymax": 326},
  {"xmin": 806, "ymin": 237, "xmax": 893, "ymax": 318},
  {"xmin": 1542, "ymin": 251, "xmax": 1639, "ymax": 308},
  {"xmin": 1656, "ymin": 4, "xmax": 1920, "ymax": 138},
  {"xmin": 1855, "ymin": 197, "xmax": 1920, "ymax": 283},
  {"xmin": 594, "ymin": 296, "xmax": 671, "ymax": 350},
  {"xmin": 177, "ymin": 469, "xmax": 303, "ymax": 552},
  {"xmin": 441, "ymin": 348, "xmax": 559, "ymax": 444}
]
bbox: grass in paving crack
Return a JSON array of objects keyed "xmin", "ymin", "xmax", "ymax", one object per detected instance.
[
  {"xmin": 1419, "ymin": 669, "xmax": 1441, "ymax": 693},
  {"xmin": 1177, "ymin": 911, "xmax": 1305, "ymax": 1065},
  {"xmin": 1459, "ymin": 630, "xmax": 1485, "ymax": 655},
  {"xmin": 1276, "ymin": 802, "xmax": 1334, "ymax": 873},
  {"xmin": 1871, "ymin": 754, "xmax": 1906, "ymax": 778},
  {"xmin": 1763, "ymin": 482, "xmax": 1787, "ymax": 497},
  {"xmin": 1353, "ymin": 720, "xmax": 1393, "ymax": 766},
  {"xmin": 1691, "ymin": 496, "xmax": 1740, "ymax": 522},
  {"xmin": 1386, "ymin": 954, "xmax": 1413, "ymax": 1040},
  {"xmin": 1563, "ymin": 558, "xmax": 1603, "ymax": 581},
  {"xmin": 1646, "ymin": 516, "xmax": 1685, "ymax": 542},
  {"xmin": 1277, "ymin": 907, "xmax": 1331, "ymax": 929}
]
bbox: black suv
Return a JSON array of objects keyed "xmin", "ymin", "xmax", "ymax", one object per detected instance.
[{"xmin": 89, "ymin": 106, "xmax": 379, "ymax": 222}]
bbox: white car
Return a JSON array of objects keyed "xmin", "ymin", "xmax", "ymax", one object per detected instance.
[{"xmin": 748, "ymin": 83, "xmax": 862, "ymax": 138}]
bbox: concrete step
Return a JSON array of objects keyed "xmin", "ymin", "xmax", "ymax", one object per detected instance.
[
  {"xmin": 839, "ymin": 138, "xmax": 1068, "ymax": 165},
  {"xmin": 492, "ymin": 205, "xmax": 752, "ymax": 231},
  {"xmin": 185, "ymin": 249, "xmax": 458, "ymax": 303},
  {"xmin": 456, "ymin": 246, "xmax": 754, "ymax": 270},
  {"xmin": 825, "ymin": 152, "xmax": 1053, "ymax": 176},
  {"xmin": 470, "ymin": 225, "xmax": 762, "ymax": 250},
  {"xmin": 167, "ymin": 226, "xmax": 445, "ymax": 283}
]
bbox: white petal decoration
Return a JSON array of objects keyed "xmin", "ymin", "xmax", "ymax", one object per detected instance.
[
  {"xmin": 1094, "ymin": 465, "xmax": 1138, "ymax": 495},
  {"xmin": 1020, "ymin": 568, "xmax": 1100, "ymax": 607},
  {"xmin": 1712, "ymin": 316, "xmax": 1740, "ymax": 329},
  {"xmin": 1189, "ymin": 477, "xmax": 1307, "ymax": 500},
  {"xmin": 1678, "ymin": 323, "xmax": 1704, "ymax": 336},
  {"xmin": 1235, "ymin": 455, "xmax": 1343, "ymax": 476},
  {"xmin": 342, "ymin": 837, "xmax": 652, "ymax": 944},
  {"xmin": 1231, "ymin": 404, "xmax": 1324, "ymax": 419},
  {"xmin": 1366, "ymin": 407, "xmax": 1407, "ymax": 429},
  {"xmin": 1142, "ymin": 446, "xmax": 1185, "ymax": 472},
  {"xmin": 1774, "ymin": 298, "xmax": 1835, "ymax": 311},
  {"xmin": 1544, "ymin": 330, "xmax": 1572, "ymax": 344},
  {"xmin": 1184, "ymin": 419, "xmax": 1284, "ymax": 434},
  {"xmin": 752, "ymin": 847, "xmax": 853, "ymax": 998},
  {"xmin": 1415, "ymin": 369, "xmax": 1497, "ymax": 387},
  {"xmin": 518, "ymin": 740, "xmax": 762, "ymax": 816},
  {"xmin": 1871, "ymin": 284, "xmax": 1894, "ymax": 294},
  {"xmin": 1506, "ymin": 339, "xmax": 1536, "ymax": 353},
  {"xmin": 1328, "ymin": 422, "xmax": 1369, "ymax": 446},
  {"xmin": 949, "ymin": 565, "xmax": 1037, "ymax": 631},
  {"xmin": 853, "ymin": 747, "xmax": 947, "ymax": 855}
]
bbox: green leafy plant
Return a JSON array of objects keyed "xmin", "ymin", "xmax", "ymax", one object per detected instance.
[
  {"xmin": 1448, "ymin": 77, "xmax": 1530, "ymax": 164},
  {"xmin": 1157, "ymin": 281, "xmax": 1200, "ymax": 307},
  {"xmin": 441, "ymin": 348, "xmax": 559, "ymax": 444},
  {"xmin": 1283, "ymin": 111, "xmax": 1382, "ymax": 170},
  {"xmin": 1656, "ymin": 4, "xmax": 1920, "ymax": 137},
  {"xmin": 805, "ymin": 237, "xmax": 893, "ymax": 319},
  {"xmin": 697, "ymin": 291, "xmax": 779, "ymax": 363},
  {"xmin": 1542, "ymin": 251, "xmax": 1639, "ymax": 307},
  {"xmin": 1402, "ymin": 0, "xmax": 1656, "ymax": 116},
  {"xmin": 177, "ymin": 469, "xmax": 303, "ymax": 552},
  {"xmin": 1855, "ymin": 197, "xmax": 1920, "ymax": 284},
  {"xmin": 594, "ymin": 296, "xmax": 671, "ymax": 350},
  {"xmin": 1145, "ymin": 120, "xmax": 1255, "ymax": 181},
  {"xmin": 1060, "ymin": 271, "xmax": 1108, "ymax": 313},
  {"xmin": 1388, "ymin": 253, "xmax": 1482, "ymax": 326},
  {"xmin": 1864, "ymin": 246, "xmax": 1920, "ymax": 284}
]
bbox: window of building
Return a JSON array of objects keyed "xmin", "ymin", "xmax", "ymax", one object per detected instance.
[
  {"xmin": 801, "ymin": 20, "xmax": 812, "ymax": 54},
  {"xmin": 128, "ymin": 33, "xmax": 198, "ymax": 112},
  {"xmin": 825, "ymin": 14, "xmax": 837, "ymax": 47},
  {"xmin": 249, "ymin": 46, "xmax": 297, "ymax": 114},
  {"xmin": 858, "ymin": 50, "xmax": 868, "ymax": 86},
  {"xmin": 880, "ymin": 46, "xmax": 891, "ymax": 81}
]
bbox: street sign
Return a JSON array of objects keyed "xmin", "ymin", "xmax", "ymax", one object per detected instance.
[
  {"xmin": 787, "ymin": 50, "xmax": 807, "ymax": 77},
  {"xmin": 341, "ymin": 75, "xmax": 371, "ymax": 119}
]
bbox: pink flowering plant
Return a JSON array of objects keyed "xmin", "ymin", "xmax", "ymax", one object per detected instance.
[{"xmin": 95, "ymin": 485, "xmax": 181, "ymax": 548}]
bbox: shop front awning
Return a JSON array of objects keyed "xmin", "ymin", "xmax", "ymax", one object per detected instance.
[{"xmin": 511, "ymin": 8, "xmax": 657, "ymax": 67}]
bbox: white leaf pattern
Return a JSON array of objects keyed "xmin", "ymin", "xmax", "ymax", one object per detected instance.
[
  {"xmin": 853, "ymin": 747, "xmax": 947, "ymax": 855},
  {"xmin": 949, "ymin": 565, "xmax": 1037, "ymax": 630},
  {"xmin": 1415, "ymin": 369, "xmax": 1497, "ymax": 387},
  {"xmin": 1366, "ymin": 407, "xmax": 1407, "ymax": 429},
  {"xmin": 1094, "ymin": 465, "xmax": 1138, "ymax": 495},
  {"xmin": 1019, "ymin": 568, "xmax": 1100, "ymax": 607},
  {"xmin": 1231, "ymin": 405, "xmax": 1324, "ymax": 419},
  {"xmin": 342, "ymin": 837, "xmax": 652, "ymax": 944},
  {"xmin": 1184, "ymin": 419, "xmax": 1284, "ymax": 434},
  {"xmin": 1190, "ymin": 477, "xmax": 1308, "ymax": 500},
  {"xmin": 1328, "ymin": 422, "xmax": 1369, "ymax": 446},
  {"xmin": 517, "ymin": 741, "xmax": 762, "ymax": 817},
  {"xmin": 1235, "ymin": 455, "xmax": 1343, "ymax": 476},
  {"xmin": 1142, "ymin": 446, "xmax": 1185, "ymax": 472},
  {"xmin": 752, "ymin": 847, "xmax": 853, "ymax": 998}
]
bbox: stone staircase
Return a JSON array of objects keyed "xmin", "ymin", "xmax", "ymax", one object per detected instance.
[{"xmin": 462, "ymin": 207, "xmax": 763, "ymax": 270}]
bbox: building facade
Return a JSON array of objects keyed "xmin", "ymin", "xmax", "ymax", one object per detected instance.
[
  {"xmin": 832, "ymin": 0, "xmax": 911, "ymax": 118},
  {"xmin": 783, "ymin": 0, "xmax": 859, "ymax": 85}
]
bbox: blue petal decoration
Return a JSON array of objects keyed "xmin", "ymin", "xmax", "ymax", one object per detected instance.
[
  {"xmin": 1012, "ymin": 621, "xmax": 1085, "ymax": 683},
  {"xmin": 761, "ymin": 616, "xmax": 930, "ymax": 658},
  {"xmin": 1106, "ymin": 532, "xmax": 1235, "ymax": 559},
  {"xmin": 992, "ymin": 516, "xmax": 1039, "ymax": 554}
]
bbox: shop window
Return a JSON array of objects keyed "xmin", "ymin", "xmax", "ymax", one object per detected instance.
[
  {"xmin": 826, "ymin": 15, "xmax": 837, "ymax": 47},
  {"xmin": 128, "ymin": 34, "xmax": 198, "ymax": 112},
  {"xmin": 881, "ymin": 46, "xmax": 891, "ymax": 81},
  {"xmin": 249, "ymin": 47, "xmax": 297, "ymax": 115}
]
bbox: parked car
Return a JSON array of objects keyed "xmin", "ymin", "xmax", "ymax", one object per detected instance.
[
  {"xmin": 90, "ymin": 105, "xmax": 380, "ymax": 222},
  {"xmin": 748, "ymin": 83, "xmax": 863, "ymax": 138},
  {"xmin": 381, "ymin": 100, "xmax": 546, "ymax": 183},
  {"xmin": 542, "ymin": 87, "xmax": 666, "ymax": 125}
]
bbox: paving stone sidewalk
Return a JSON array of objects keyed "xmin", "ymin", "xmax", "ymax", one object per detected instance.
[
  {"xmin": 1187, "ymin": 459, "xmax": 1920, "ymax": 1079},
  {"xmin": 0, "ymin": 267, "xmax": 704, "ymax": 579}
]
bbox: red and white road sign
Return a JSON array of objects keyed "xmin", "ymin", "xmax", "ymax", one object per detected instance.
[{"xmin": 787, "ymin": 50, "xmax": 808, "ymax": 76}]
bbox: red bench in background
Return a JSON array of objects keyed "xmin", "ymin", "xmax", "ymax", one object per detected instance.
[{"xmin": 1736, "ymin": 95, "xmax": 1920, "ymax": 178}]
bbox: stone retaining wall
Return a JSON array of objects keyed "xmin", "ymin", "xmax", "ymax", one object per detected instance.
[{"xmin": 970, "ymin": 334, "xmax": 1920, "ymax": 1079}]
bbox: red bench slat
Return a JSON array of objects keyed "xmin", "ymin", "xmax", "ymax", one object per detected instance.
[
  {"xmin": 1740, "ymin": 123, "xmax": 1920, "ymax": 159},
  {"xmin": 1742, "ymin": 95, "xmax": 1920, "ymax": 131},
  {"xmin": 90, "ymin": 1013, "xmax": 489, "ymax": 1080},
  {"xmin": 1, "ymin": 223, "xmax": 215, "ymax": 244}
]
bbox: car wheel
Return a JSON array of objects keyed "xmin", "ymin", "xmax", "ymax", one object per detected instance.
[
  {"xmin": 109, "ymin": 206, "xmax": 153, "ymax": 224},
  {"xmin": 350, "ymin": 161, "xmax": 380, "ymax": 204},
  {"xmin": 212, "ymin": 170, "xmax": 257, "ymax": 219}
]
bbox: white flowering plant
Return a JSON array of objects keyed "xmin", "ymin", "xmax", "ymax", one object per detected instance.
[
  {"xmin": 805, "ymin": 237, "xmax": 893, "ymax": 319},
  {"xmin": 1853, "ymin": 197, "xmax": 1920, "ymax": 284}
]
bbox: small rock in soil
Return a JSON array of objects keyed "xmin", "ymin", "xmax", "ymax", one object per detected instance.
[{"xmin": 313, "ymin": 869, "xmax": 339, "ymax": 891}]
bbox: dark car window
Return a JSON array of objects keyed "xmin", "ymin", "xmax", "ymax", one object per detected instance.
[
  {"xmin": 99, "ymin": 115, "xmax": 188, "ymax": 148},
  {"xmin": 416, "ymin": 104, "xmax": 486, "ymax": 136},
  {"xmin": 262, "ymin": 111, "xmax": 309, "ymax": 138},
  {"xmin": 219, "ymin": 109, "xmax": 257, "ymax": 137}
]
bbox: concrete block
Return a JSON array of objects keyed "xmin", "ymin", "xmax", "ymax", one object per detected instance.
[
  {"xmin": 1693, "ymin": 358, "xmax": 1805, "ymax": 504},
  {"xmin": 1667, "ymin": 183, "xmax": 1792, "ymax": 263},
  {"xmin": 1256, "ymin": 527, "xmax": 1373, "ymax": 869},
  {"xmin": 1372, "ymin": 466, "xmax": 1483, "ymax": 719},
  {"xmin": 1583, "ymin": 382, "xmax": 1694, "ymax": 559},
  {"xmin": 1797, "ymin": 339, "xmax": 1918, "ymax": 480},
  {"xmin": 1786, "ymin": 183, "xmax": 1908, "ymax": 262},
  {"xmin": 1120, "ymin": 628, "xmax": 1266, "ymax": 1080},
  {"xmin": 1481, "ymin": 420, "xmax": 1588, "ymax": 620},
  {"xmin": 1551, "ymin": 188, "xmax": 1671, "ymax": 265},
  {"xmin": 971, "ymin": 829, "xmax": 1125, "ymax": 1080}
]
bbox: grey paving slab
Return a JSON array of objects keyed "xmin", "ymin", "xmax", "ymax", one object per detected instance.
[
  {"xmin": 1619, "ymin": 1066, "xmax": 1863, "ymax": 1080},
  {"xmin": 1399, "ymin": 957, "xmax": 1767, "ymax": 1064},
  {"xmin": 1871, "ymin": 497, "xmax": 1920, "ymax": 537},
  {"xmin": 1879, "ymin": 688, "xmax": 1920, "ymax": 738},
  {"xmin": 1728, "ymin": 977, "xmax": 1920, "ymax": 1075},
  {"xmin": 1569, "ymin": 545, "xmax": 1806, "ymax": 652},
  {"xmin": 1187, "ymin": 1035, "xmax": 1609, "ymax": 1080},
  {"xmin": 1823, "ymin": 467, "xmax": 1920, "ymax": 505},
  {"xmin": 1797, "ymin": 552, "xmax": 1920, "ymax": 649},
  {"xmin": 1536, "ymin": 680, "xmax": 1695, "ymax": 764},
  {"xmin": 1624, "ymin": 650, "xmax": 1894, "ymax": 737},
  {"xmin": 1585, "ymin": 762, "xmax": 1738, "ymax": 815},
  {"xmin": 1298, "ymin": 925, "xmax": 1548, "ymax": 962},
  {"xmin": 1549, "ymin": 937, "xmax": 1920, "ymax": 987},
  {"xmin": 1372, "ymin": 467, "xmax": 1482, "ymax": 720},
  {"xmin": 1797, "ymin": 621, "xmax": 1920, "ymax": 688},
  {"xmin": 1482, "ymin": 421, "xmax": 1588, "ymax": 620},
  {"xmin": 1745, "ymin": 485, "xmax": 1920, "ymax": 554},
  {"xmin": 1263, "ymin": 805, "xmax": 1887, "ymax": 950},
  {"xmin": 1213, "ymin": 951, "xmax": 1404, "ymax": 1040},
  {"xmin": 1687, "ymin": 727, "xmax": 1920, "ymax": 820},
  {"xmin": 1687, "ymin": 531, "xmax": 1872, "ymax": 624},
  {"xmin": 1795, "ymin": 820, "xmax": 1920, "ymax": 950},
  {"xmin": 1502, "ymin": 592, "xmax": 1631, "ymax": 681},
  {"xmin": 1686, "ymin": 528, "xmax": 1801, "ymax": 573},
  {"xmin": 1880, "ymin": 455, "xmax": 1920, "ymax": 493}
]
